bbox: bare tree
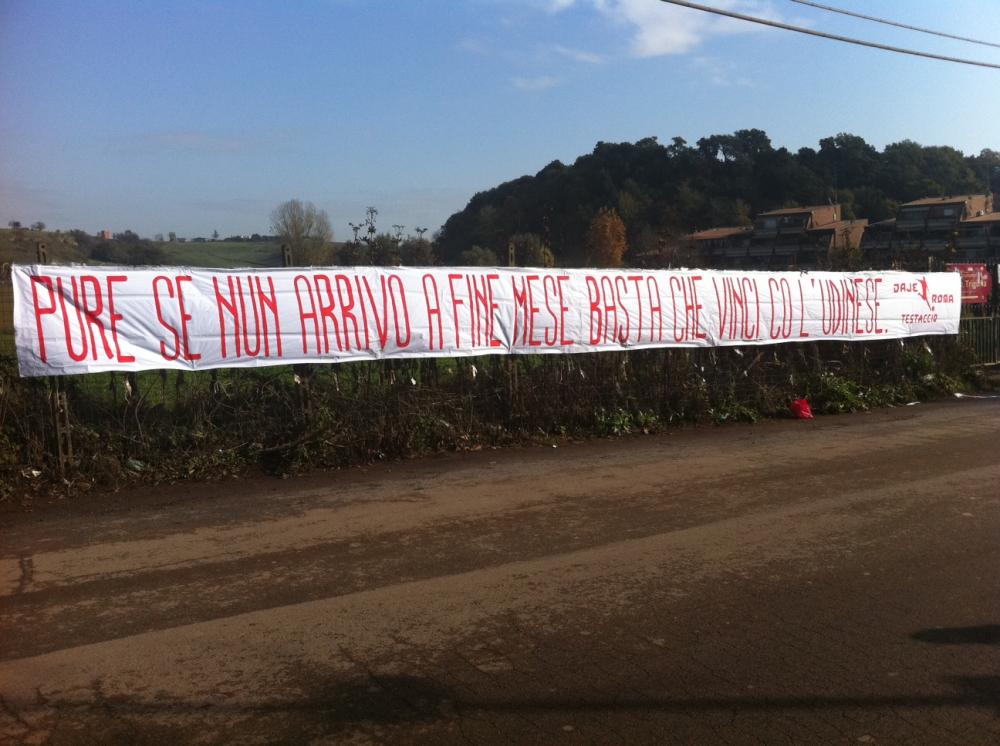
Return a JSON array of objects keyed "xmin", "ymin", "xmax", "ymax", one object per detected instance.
[{"xmin": 270, "ymin": 199, "xmax": 334, "ymax": 265}]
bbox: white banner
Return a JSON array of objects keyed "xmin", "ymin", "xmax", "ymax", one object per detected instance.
[{"xmin": 11, "ymin": 265, "xmax": 960, "ymax": 377}]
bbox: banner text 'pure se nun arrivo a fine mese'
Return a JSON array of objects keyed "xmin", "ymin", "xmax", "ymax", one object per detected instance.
[{"xmin": 11, "ymin": 265, "xmax": 961, "ymax": 377}]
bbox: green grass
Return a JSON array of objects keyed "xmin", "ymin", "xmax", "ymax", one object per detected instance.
[
  {"xmin": 1, "ymin": 229, "xmax": 86, "ymax": 266},
  {"xmin": 154, "ymin": 241, "xmax": 283, "ymax": 268},
  {"xmin": 0, "ymin": 231, "xmax": 283, "ymax": 270}
]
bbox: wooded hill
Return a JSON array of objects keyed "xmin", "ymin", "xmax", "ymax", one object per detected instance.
[{"xmin": 436, "ymin": 131, "xmax": 1000, "ymax": 267}]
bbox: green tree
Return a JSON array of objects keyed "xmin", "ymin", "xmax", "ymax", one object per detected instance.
[
  {"xmin": 585, "ymin": 207, "xmax": 627, "ymax": 268},
  {"xmin": 509, "ymin": 232, "xmax": 554, "ymax": 267},
  {"xmin": 270, "ymin": 199, "xmax": 334, "ymax": 265},
  {"xmin": 461, "ymin": 245, "xmax": 499, "ymax": 266},
  {"xmin": 400, "ymin": 237, "xmax": 435, "ymax": 265},
  {"xmin": 369, "ymin": 233, "xmax": 401, "ymax": 266}
]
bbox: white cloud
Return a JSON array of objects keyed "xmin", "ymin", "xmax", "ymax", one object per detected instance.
[
  {"xmin": 553, "ymin": 44, "xmax": 606, "ymax": 63},
  {"xmin": 583, "ymin": 0, "xmax": 786, "ymax": 57},
  {"xmin": 512, "ymin": 75, "xmax": 561, "ymax": 90}
]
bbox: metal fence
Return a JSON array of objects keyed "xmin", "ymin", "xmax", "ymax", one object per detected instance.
[{"xmin": 960, "ymin": 316, "xmax": 1000, "ymax": 366}]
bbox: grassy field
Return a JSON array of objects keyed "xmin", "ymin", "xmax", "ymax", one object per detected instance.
[
  {"xmin": 153, "ymin": 241, "xmax": 283, "ymax": 268},
  {"xmin": 0, "ymin": 230, "xmax": 283, "ymax": 269},
  {"xmin": 0, "ymin": 229, "xmax": 86, "ymax": 266}
]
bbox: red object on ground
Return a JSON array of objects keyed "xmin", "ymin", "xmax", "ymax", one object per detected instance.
[{"xmin": 790, "ymin": 399, "xmax": 814, "ymax": 419}]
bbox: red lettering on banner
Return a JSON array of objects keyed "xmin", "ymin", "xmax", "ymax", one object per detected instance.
[
  {"xmin": 213, "ymin": 276, "xmax": 242, "ymax": 358},
  {"xmin": 469, "ymin": 275, "xmax": 486, "ymax": 347},
  {"xmin": 778, "ymin": 278, "xmax": 793, "ymax": 339},
  {"xmin": 388, "ymin": 274, "xmax": 412, "ymax": 347},
  {"xmin": 767, "ymin": 278, "xmax": 780, "ymax": 339},
  {"xmin": 80, "ymin": 276, "xmax": 114, "ymax": 361},
  {"xmin": 254, "ymin": 276, "xmax": 280, "ymax": 358},
  {"xmin": 797, "ymin": 279, "xmax": 810, "ymax": 338},
  {"xmin": 359, "ymin": 275, "xmax": 392, "ymax": 349},
  {"xmin": 614, "ymin": 276, "xmax": 631, "ymax": 343},
  {"xmin": 558, "ymin": 275, "xmax": 574, "ymax": 346},
  {"xmin": 422, "ymin": 274, "xmax": 443, "ymax": 350},
  {"xmin": 543, "ymin": 275, "xmax": 560, "ymax": 346},
  {"xmin": 647, "ymin": 277, "xmax": 663, "ymax": 341},
  {"xmin": 822, "ymin": 277, "xmax": 877, "ymax": 337},
  {"xmin": 106, "ymin": 276, "xmax": 134, "ymax": 363},
  {"xmin": 586, "ymin": 276, "xmax": 601, "ymax": 345},
  {"xmin": 153, "ymin": 276, "xmax": 181, "ymax": 360},
  {"xmin": 627, "ymin": 276, "xmax": 644, "ymax": 342},
  {"xmin": 314, "ymin": 275, "xmax": 342, "ymax": 352},
  {"xmin": 294, "ymin": 275, "xmax": 320, "ymax": 354},
  {"xmin": 511, "ymin": 275, "xmax": 535, "ymax": 346},
  {"xmin": 30, "ymin": 276, "xmax": 56, "ymax": 363},
  {"xmin": 486, "ymin": 274, "xmax": 501, "ymax": 347},
  {"xmin": 153, "ymin": 275, "xmax": 201, "ymax": 361},
  {"xmin": 176, "ymin": 277, "xmax": 200, "ymax": 360},
  {"xmin": 57, "ymin": 277, "xmax": 88, "ymax": 361},
  {"xmin": 747, "ymin": 277, "xmax": 760, "ymax": 340},
  {"xmin": 873, "ymin": 278, "xmax": 883, "ymax": 334},
  {"xmin": 669, "ymin": 275, "xmax": 704, "ymax": 343},
  {"xmin": 767, "ymin": 278, "xmax": 793, "ymax": 339},
  {"xmin": 237, "ymin": 277, "xmax": 262, "ymax": 357},
  {"xmin": 15, "ymin": 268, "xmax": 932, "ymax": 375},
  {"xmin": 526, "ymin": 275, "xmax": 542, "ymax": 346},
  {"xmin": 600, "ymin": 276, "xmax": 617, "ymax": 344},
  {"xmin": 447, "ymin": 273, "xmax": 465, "ymax": 348},
  {"xmin": 715, "ymin": 276, "xmax": 758, "ymax": 341},
  {"xmin": 335, "ymin": 275, "xmax": 364, "ymax": 350}
]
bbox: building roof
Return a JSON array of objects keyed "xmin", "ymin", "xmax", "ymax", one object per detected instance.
[
  {"xmin": 687, "ymin": 226, "xmax": 752, "ymax": 240},
  {"xmin": 808, "ymin": 219, "xmax": 868, "ymax": 233},
  {"xmin": 960, "ymin": 211, "xmax": 1000, "ymax": 223},
  {"xmin": 756, "ymin": 205, "xmax": 832, "ymax": 217},
  {"xmin": 900, "ymin": 194, "xmax": 988, "ymax": 207}
]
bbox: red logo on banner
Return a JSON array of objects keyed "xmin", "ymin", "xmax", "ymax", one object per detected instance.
[{"xmin": 946, "ymin": 264, "xmax": 993, "ymax": 305}]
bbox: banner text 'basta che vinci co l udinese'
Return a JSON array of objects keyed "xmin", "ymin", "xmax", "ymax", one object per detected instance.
[{"xmin": 11, "ymin": 265, "xmax": 961, "ymax": 377}]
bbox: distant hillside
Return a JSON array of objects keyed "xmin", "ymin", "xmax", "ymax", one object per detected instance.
[
  {"xmin": 436, "ymin": 130, "xmax": 1000, "ymax": 266},
  {"xmin": 1, "ymin": 229, "xmax": 86, "ymax": 267}
]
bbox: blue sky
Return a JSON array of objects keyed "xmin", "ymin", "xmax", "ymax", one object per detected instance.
[{"xmin": 2, "ymin": 0, "xmax": 1000, "ymax": 239}]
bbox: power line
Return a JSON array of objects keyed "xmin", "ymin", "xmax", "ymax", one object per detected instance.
[
  {"xmin": 657, "ymin": 0, "xmax": 1000, "ymax": 70},
  {"xmin": 789, "ymin": 0, "xmax": 1000, "ymax": 50}
]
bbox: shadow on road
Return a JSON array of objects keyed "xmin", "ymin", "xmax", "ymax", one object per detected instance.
[
  {"xmin": 19, "ymin": 674, "xmax": 1000, "ymax": 721},
  {"xmin": 912, "ymin": 624, "xmax": 1000, "ymax": 645}
]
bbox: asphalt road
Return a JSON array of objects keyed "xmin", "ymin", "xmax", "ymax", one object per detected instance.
[{"xmin": 1, "ymin": 398, "xmax": 999, "ymax": 745}]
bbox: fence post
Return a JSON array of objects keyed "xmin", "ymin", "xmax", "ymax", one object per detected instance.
[{"xmin": 38, "ymin": 242, "xmax": 72, "ymax": 478}]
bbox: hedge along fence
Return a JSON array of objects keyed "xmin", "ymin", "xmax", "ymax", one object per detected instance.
[{"xmin": 0, "ymin": 334, "xmax": 980, "ymax": 501}]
